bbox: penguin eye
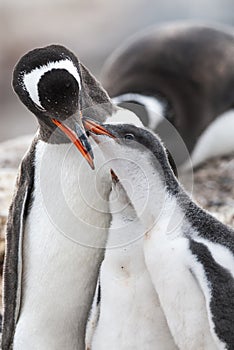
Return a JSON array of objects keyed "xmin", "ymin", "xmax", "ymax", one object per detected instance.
[{"xmin": 124, "ymin": 133, "xmax": 135, "ymax": 141}]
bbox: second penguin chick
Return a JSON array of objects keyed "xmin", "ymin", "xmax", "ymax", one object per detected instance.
[{"xmin": 86, "ymin": 171, "xmax": 177, "ymax": 350}]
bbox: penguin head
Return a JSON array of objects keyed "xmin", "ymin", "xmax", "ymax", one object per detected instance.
[
  {"xmin": 84, "ymin": 119, "xmax": 180, "ymax": 227},
  {"xmin": 12, "ymin": 45, "xmax": 115, "ymax": 168},
  {"xmin": 13, "ymin": 45, "xmax": 81, "ymax": 119},
  {"xmin": 84, "ymin": 119, "xmax": 179, "ymax": 198}
]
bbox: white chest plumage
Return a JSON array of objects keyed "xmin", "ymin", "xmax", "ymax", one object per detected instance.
[
  {"xmin": 13, "ymin": 140, "xmax": 111, "ymax": 350},
  {"xmin": 88, "ymin": 187, "xmax": 177, "ymax": 350},
  {"xmin": 143, "ymin": 201, "xmax": 219, "ymax": 350}
]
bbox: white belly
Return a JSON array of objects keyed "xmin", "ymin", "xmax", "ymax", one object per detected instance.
[
  {"xmin": 90, "ymin": 213, "xmax": 176, "ymax": 350},
  {"xmin": 14, "ymin": 140, "xmax": 111, "ymax": 350},
  {"xmin": 144, "ymin": 223, "xmax": 218, "ymax": 350}
]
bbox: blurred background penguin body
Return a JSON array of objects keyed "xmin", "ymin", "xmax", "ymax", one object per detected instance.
[{"xmin": 102, "ymin": 22, "xmax": 234, "ymax": 168}]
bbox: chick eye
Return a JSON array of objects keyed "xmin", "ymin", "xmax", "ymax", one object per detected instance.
[{"xmin": 124, "ymin": 133, "xmax": 135, "ymax": 141}]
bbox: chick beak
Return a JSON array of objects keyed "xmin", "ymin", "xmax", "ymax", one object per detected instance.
[
  {"xmin": 52, "ymin": 118, "xmax": 94, "ymax": 170},
  {"xmin": 82, "ymin": 118, "xmax": 115, "ymax": 139},
  {"xmin": 110, "ymin": 169, "xmax": 119, "ymax": 184}
]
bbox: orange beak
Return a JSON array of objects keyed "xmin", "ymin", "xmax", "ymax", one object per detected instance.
[
  {"xmin": 82, "ymin": 118, "xmax": 115, "ymax": 139},
  {"xmin": 52, "ymin": 118, "xmax": 94, "ymax": 170}
]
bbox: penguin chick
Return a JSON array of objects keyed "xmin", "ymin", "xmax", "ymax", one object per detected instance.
[
  {"xmin": 86, "ymin": 170, "xmax": 177, "ymax": 350},
  {"xmin": 86, "ymin": 120, "xmax": 234, "ymax": 350}
]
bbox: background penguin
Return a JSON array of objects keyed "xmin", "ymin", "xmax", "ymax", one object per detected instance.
[
  {"xmin": 2, "ymin": 45, "xmax": 141, "ymax": 349},
  {"xmin": 85, "ymin": 119, "xmax": 234, "ymax": 350},
  {"xmin": 101, "ymin": 22, "xmax": 234, "ymax": 168},
  {"xmin": 85, "ymin": 170, "xmax": 177, "ymax": 350}
]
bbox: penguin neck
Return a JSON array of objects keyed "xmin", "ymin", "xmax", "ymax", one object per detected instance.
[
  {"xmin": 119, "ymin": 159, "xmax": 184, "ymax": 234},
  {"xmin": 37, "ymin": 121, "xmax": 66, "ymax": 144}
]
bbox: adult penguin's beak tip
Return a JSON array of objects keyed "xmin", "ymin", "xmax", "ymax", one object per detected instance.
[{"xmin": 82, "ymin": 118, "xmax": 115, "ymax": 139}]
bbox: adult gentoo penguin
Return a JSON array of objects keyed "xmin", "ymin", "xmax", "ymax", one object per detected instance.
[
  {"xmin": 101, "ymin": 22, "xmax": 234, "ymax": 168},
  {"xmin": 1, "ymin": 45, "xmax": 140, "ymax": 349},
  {"xmin": 84, "ymin": 119, "xmax": 234, "ymax": 350},
  {"xmin": 85, "ymin": 171, "xmax": 176, "ymax": 350}
]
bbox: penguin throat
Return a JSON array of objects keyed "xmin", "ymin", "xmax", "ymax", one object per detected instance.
[{"xmin": 112, "ymin": 163, "xmax": 168, "ymax": 231}]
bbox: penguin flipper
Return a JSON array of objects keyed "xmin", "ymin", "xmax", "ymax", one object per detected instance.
[
  {"xmin": 189, "ymin": 239, "xmax": 234, "ymax": 349},
  {"xmin": 1, "ymin": 141, "xmax": 36, "ymax": 350}
]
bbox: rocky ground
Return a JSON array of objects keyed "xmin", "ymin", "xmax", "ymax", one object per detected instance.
[
  {"xmin": 192, "ymin": 154, "xmax": 234, "ymax": 226},
  {"xmin": 0, "ymin": 136, "xmax": 233, "ymax": 313}
]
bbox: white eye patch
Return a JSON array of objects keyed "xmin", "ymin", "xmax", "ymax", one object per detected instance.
[{"xmin": 23, "ymin": 59, "xmax": 81, "ymax": 108}]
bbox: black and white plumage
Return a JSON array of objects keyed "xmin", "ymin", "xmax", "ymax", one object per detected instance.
[
  {"xmin": 86, "ymin": 173, "xmax": 176, "ymax": 350},
  {"xmin": 101, "ymin": 22, "xmax": 234, "ymax": 168},
  {"xmin": 86, "ymin": 120, "xmax": 234, "ymax": 350},
  {"xmin": 2, "ymin": 45, "xmax": 142, "ymax": 349}
]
